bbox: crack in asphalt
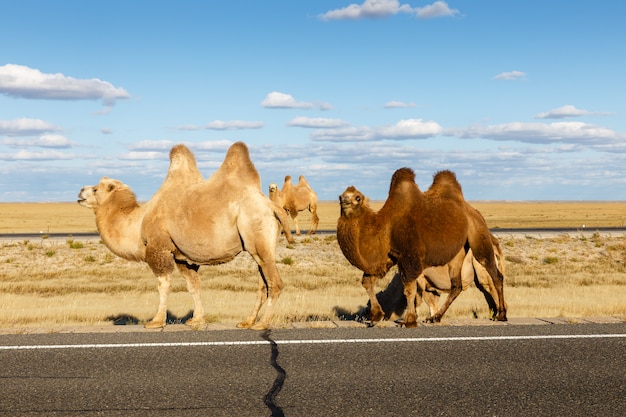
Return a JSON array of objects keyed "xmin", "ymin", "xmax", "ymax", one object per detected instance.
[{"xmin": 262, "ymin": 330, "xmax": 286, "ymax": 416}]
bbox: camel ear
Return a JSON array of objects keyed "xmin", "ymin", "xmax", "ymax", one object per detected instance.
[{"xmin": 364, "ymin": 196, "xmax": 370, "ymax": 205}]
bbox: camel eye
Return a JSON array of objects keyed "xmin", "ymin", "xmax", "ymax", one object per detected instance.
[{"xmin": 355, "ymin": 195, "xmax": 361, "ymax": 202}]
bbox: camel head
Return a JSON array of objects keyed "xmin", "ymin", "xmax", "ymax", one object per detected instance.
[
  {"xmin": 77, "ymin": 176, "xmax": 134, "ymax": 209},
  {"xmin": 338, "ymin": 186, "xmax": 369, "ymax": 218},
  {"xmin": 268, "ymin": 182, "xmax": 283, "ymax": 205}
]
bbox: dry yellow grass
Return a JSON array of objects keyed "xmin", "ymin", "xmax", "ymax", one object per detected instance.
[
  {"xmin": 1, "ymin": 230, "xmax": 625, "ymax": 330},
  {"xmin": 1, "ymin": 201, "xmax": 625, "ymax": 330},
  {"xmin": 2, "ymin": 201, "xmax": 626, "ymax": 234}
]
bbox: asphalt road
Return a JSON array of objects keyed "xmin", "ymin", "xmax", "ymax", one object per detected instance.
[{"xmin": 0, "ymin": 323, "xmax": 624, "ymax": 416}]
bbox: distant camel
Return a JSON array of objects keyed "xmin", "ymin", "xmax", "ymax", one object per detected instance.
[
  {"xmin": 360, "ymin": 236, "xmax": 506, "ymax": 322},
  {"xmin": 337, "ymin": 168, "xmax": 507, "ymax": 327},
  {"xmin": 269, "ymin": 175, "xmax": 319, "ymax": 235},
  {"xmin": 78, "ymin": 142, "xmax": 294, "ymax": 330}
]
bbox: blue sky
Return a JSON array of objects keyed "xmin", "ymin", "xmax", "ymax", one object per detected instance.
[{"xmin": 1, "ymin": 0, "xmax": 625, "ymax": 202}]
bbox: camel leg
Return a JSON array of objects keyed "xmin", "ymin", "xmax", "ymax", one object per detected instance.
[
  {"xmin": 176, "ymin": 262, "xmax": 205, "ymax": 327},
  {"xmin": 422, "ymin": 290, "xmax": 440, "ymax": 319},
  {"xmin": 474, "ymin": 251, "xmax": 507, "ymax": 321},
  {"xmin": 145, "ymin": 245, "xmax": 176, "ymax": 328},
  {"xmin": 237, "ymin": 270, "xmax": 268, "ymax": 329},
  {"xmin": 492, "ymin": 268, "xmax": 507, "ymax": 321},
  {"xmin": 417, "ymin": 275, "xmax": 440, "ymax": 319},
  {"xmin": 472, "ymin": 258, "xmax": 499, "ymax": 319},
  {"xmin": 429, "ymin": 255, "xmax": 464, "ymax": 323},
  {"xmin": 308, "ymin": 205, "xmax": 319, "ymax": 235},
  {"xmin": 362, "ymin": 273, "xmax": 385, "ymax": 322},
  {"xmin": 401, "ymin": 277, "xmax": 419, "ymax": 328},
  {"xmin": 145, "ymin": 274, "xmax": 171, "ymax": 328},
  {"xmin": 291, "ymin": 212, "xmax": 301, "ymax": 236},
  {"xmin": 251, "ymin": 263, "xmax": 283, "ymax": 330}
]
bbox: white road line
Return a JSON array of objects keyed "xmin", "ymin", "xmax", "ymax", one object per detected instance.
[{"xmin": 0, "ymin": 333, "xmax": 623, "ymax": 350}]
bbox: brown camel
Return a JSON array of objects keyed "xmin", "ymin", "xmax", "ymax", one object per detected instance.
[
  {"xmin": 337, "ymin": 168, "xmax": 507, "ymax": 327},
  {"xmin": 360, "ymin": 236, "xmax": 506, "ymax": 322},
  {"xmin": 269, "ymin": 175, "xmax": 319, "ymax": 235},
  {"xmin": 78, "ymin": 142, "xmax": 294, "ymax": 330}
]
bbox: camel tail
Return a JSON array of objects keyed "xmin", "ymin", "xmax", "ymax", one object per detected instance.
[{"xmin": 271, "ymin": 202, "xmax": 295, "ymax": 244}]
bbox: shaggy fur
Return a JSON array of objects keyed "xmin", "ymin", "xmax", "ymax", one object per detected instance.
[
  {"xmin": 78, "ymin": 142, "xmax": 294, "ymax": 330},
  {"xmin": 269, "ymin": 175, "xmax": 319, "ymax": 235},
  {"xmin": 337, "ymin": 168, "xmax": 507, "ymax": 327}
]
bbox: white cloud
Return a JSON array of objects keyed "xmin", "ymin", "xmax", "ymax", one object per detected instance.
[
  {"xmin": 378, "ymin": 118, "xmax": 443, "ymax": 138},
  {"xmin": 416, "ymin": 1, "xmax": 459, "ymax": 18},
  {"xmin": 177, "ymin": 120, "xmax": 264, "ymax": 131},
  {"xmin": 118, "ymin": 151, "xmax": 166, "ymax": 161},
  {"xmin": 446, "ymin": 121, "xmax": 623, "ymax": 144},
  {"xmin": 287, "ymin": 117, "xmax": 349, "ymax": 128},
  {"xmin": 38, "ymin": 134, "xmax": 73, "ymax": 148},
  {"xmin": 0, "ymin": 149, "xmax": 73, "ymax": 161},
  {"xmin": 535, "ymin": 105, "xmax": 595, "ymax": 119},
  {"xmin": 261, "ymin": 91, "xmax": 316, "ymax": 109},
  {"xmin": 206, "ymin": 120, "xmax": 264, "ymax": 130},
  {"xmin": 0, "ymin": 118, "xmax": 61, "ymax": 137},
  {"xmin": 126, "ymin": 140, "xmax": 233, "ymax": 157},
  {"xmin": 192, "ymin": 140, "xmax": 234, "ymax": 152},
  {"xmin": 1, "ymin": 134, "xmax": 72, "ymax": 148},
  {"xmin": 384, "ymin": 100, "xmax": 416, "ymax": 108},
  {"xmin": 311, "ymin": 118, "xmax": 442, "ymax": 141},
  {"xmin": 493, "ymin": 70, "xmax": 526, "ymax": 81},
  {"xmin": 319, "ymin": 0, "xmax": 458, "ymax": 20},
  {"xmin": 0, "ymin": 64, "xmax": 130, "ymax": 105}
]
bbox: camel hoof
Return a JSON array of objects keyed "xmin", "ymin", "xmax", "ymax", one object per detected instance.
[
  {"xmin": 236, "ymin": 320, "xmax": 254, "ymax": 329},
  {"xmin": 399, "ymin": 320, "xmax": 418, "ymax": 328},
  {"xmin": 144, "ymin": 320, "xmax": 166, "ymax": 329},
  {"xmin": 370, "ymin": 310, "xmax": 384, "ymax": 323},
  {"xmin": 185, "ymin": 318, "xmax": 205, "ymax": 328},
  {"xmin": 250, "ymin": 322, "xmax": 270, "ymax": 331}
]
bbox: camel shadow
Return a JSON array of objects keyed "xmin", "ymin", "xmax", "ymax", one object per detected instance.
[
  {"xmin": 105, "ymin": 310, "xmax": 195, "ymax": 326},
  {"xmin": 333, "ymin": 306, "xmax": 369, "ymax": 323}
]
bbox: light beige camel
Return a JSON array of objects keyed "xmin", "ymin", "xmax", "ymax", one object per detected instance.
[
  {"xmin": 337, "ymin": 168, "xmax": 507, "ymax": 328},
  {"xmin": 269, "ymin": 175, "xmax": 319, "ymax": 235},
  {"xmin": 78, "ymin": 142, "xmax": 294, "ymax": 330},
  {"xmin": 360, "ymin": 237, "xmax": 506, "ymax": 322}
]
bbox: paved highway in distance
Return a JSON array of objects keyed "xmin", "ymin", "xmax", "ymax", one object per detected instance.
[{"xmin": 2, "ymin": 227, "xmax": 626, "ymax": 241}]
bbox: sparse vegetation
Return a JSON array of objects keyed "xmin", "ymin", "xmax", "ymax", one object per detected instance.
[
  {"xmin": 1, "ymin": 230, "xmax": 625, "ymax": 329},
  {"xmin": 0, "ymin": 202, "xmax": 625, "ymax": 330}
]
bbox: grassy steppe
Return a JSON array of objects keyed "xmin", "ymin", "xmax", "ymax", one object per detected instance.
[
  {"xmin": 1, "ymin": 201, "xmax": 626, "ymax": 233},
  {"xmin": 0, "ymin": 201, "xmax": 625, "ymax": 330}
]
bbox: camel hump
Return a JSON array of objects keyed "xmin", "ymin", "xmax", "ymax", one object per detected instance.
[
  {"xmin": 389, "ymin": 167, "xmax": 416, "ymax": 192},
  {"xmin": 218, "ymin": 141, "xmax": 261, "ymax": 186},
  {"xmin": 430, "ymin": 170, "xmax": 464, "ymax": 200},
  {"xmin": 167, "ymin": 144, "xmax": 203, "ymax": 182},
  {"xmin": 297, "ymin": 175, "xmax": 309, "ymax": 185}
]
